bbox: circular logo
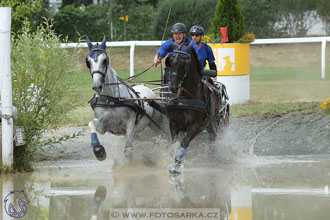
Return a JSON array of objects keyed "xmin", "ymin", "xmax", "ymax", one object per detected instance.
[
  {"xmin": 111, "ymin": 211, "xmax": 120, "ymax": 218},
  {"xmin": 4, "ymin": 190, "xmax": 29, "ymax": 218}
]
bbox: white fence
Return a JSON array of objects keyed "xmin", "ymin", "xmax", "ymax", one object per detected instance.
[{"xmin": 62, "ymin": 37, "xmax": 330, "ymax": 79}]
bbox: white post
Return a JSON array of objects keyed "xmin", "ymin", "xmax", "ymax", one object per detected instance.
[
  {"xmin": 321, "ymin": 38, "xmax": 326, "ymax": 80},
  {"xmin": 0, "ymin": 7, "xmax": 13, "ymax": 167},
  {"xmin": 110, "ymin": 21, "xmax": 113, "ymax": 41},
  {"xmin": 130, "ymin": 41, "xmax": 136, "ymax": 77}
]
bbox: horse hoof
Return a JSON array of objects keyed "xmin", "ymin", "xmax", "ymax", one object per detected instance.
[
  {"xmin": 94, "ymin": 186, "xmax": 107, "ymax": 202},
  {"xmin": 168, "ymin": 163, "xmax": 183, "ymax": 174},
  {"xmin": 124, "ymin": 147, "xmax": 133, "ymax": 158},
  {"xmin": 93, "ymin": 145, "xmax": 106, "ymax": 161}
]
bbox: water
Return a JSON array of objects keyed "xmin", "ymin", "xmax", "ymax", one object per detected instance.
[{"xmin": 1, "ymin": 155, "xmax": 330, "ymax": 220}]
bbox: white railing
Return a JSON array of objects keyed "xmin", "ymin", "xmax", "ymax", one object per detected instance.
[
  {"xmin": 252, "ymin": 37, "xmax": 330, "ymax": 79},
  {"xmin": 61, "ymin": 37, "xmax": 330, "ymax": 79}
]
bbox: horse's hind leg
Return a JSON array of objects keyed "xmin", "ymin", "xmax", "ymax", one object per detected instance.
[{"xmin": 89, "ymin": 121, "xmax": 107, "ymax": 161}]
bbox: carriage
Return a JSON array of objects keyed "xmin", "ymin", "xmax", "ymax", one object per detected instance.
[{"xmin": 85, "ymin": 37, "xmax": 229, "ymax": 173}]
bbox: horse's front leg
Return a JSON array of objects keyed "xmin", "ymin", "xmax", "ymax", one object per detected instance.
[
  {"xmin": 124, "ymin": 114, "xmax": 136, "ymax": 158},
  {"xmin": 169, "ymin": 129, "xmax": 199, "ymax": 174},
  {"xmin": 89, "ymin": 120, "xmax": 107, "ymax": 161}
]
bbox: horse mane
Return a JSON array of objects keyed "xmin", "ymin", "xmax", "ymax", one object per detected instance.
[{"xmin": 190, "ymin": 48, "xmax": 203, "ymax": 76}]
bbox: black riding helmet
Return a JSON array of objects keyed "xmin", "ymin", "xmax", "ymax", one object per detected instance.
[
  {"xmin": 171, "ymin": 23, "xmax": 187, "ymax": 33},
  {"xmin": 190, "ymin": 25, "xmax": 204, "ymax": 35}
]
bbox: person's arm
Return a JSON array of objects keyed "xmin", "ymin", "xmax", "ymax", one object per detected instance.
[
  {"xmin": 154, "ymin": 54, "xmax": 163, "ymax": 66},
  {"xmin": 209, "ymin": 62, "xmax": 217, "ymax": 72},
  {"xmin": 154, "ymin": 40, "xmax": 170, "ymax": 66},
  {"xmin": 207, "ymin": 45, "xmax": 217, "ymax": 72}
]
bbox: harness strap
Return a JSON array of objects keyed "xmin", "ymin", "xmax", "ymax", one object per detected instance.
[
  {"xmin": 89, "ymin": 94, "xmax": 163, "ymax": 130},
  {"xmin": 167, "ymin": 98, "xmax": 208, "ymax": 120}
]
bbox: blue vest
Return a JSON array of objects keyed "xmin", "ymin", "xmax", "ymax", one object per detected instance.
[
  {"xmin": 156, "ymin": 38, "xmax": 198, "ymax": 58},
  {"xmin": 198, "ymin": 42, "xmax": 215, "ymax": 68}
]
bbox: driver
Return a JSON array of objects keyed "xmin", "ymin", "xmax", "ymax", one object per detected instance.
[{"xmin": 153, "ymin": 23, "xmax": 198, "ymax": 84}]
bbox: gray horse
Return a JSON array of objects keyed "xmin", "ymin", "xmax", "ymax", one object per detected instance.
[{"xmin": 86, "ymin": 36, "xmax": 164, "ymax": 161}]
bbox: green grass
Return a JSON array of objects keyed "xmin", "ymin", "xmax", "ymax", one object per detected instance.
[
  {"xmin": 250, "ymin": 66, "xmax": 325, "ymax": 81},
  {"xmin": 230, "ymin": 66, "xmax": 330, "ymax": 117},
  {"xmin": 62, "ymin": 45, "xmax": 330, "ymax": 126}
]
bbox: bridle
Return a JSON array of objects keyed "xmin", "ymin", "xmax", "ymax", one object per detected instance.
[
  {"xmin": 86, "ymin": 47, "xmax": 109, "ymax": 78},
  {"xmin": 170, "ymin": 49, "xmax": 196, "ymax": 98},
  {"xmin": 170, "ymin": 49, "xmax": 191, "ymax": 84}
]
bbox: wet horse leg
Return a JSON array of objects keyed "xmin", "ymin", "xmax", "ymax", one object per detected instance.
[
  {"xmin": 175, "ymin": 131, "xmax": 198, "ymax": 163},
  {"xmin": 169, "ymin": 127, "xmax": 200, "ymax": 174},
  {"xmin": 123, "ymin": 114, "xmax": 136, "ymax": 158},
  {"xmin": 89, "ymin": 120, "xmax": 107, "ymax": 161}
]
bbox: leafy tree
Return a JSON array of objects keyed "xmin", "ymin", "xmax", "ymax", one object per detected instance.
[
  {"xmin": 275, "ymin": 0, "xmax": 317, "ymax": 37},
  {"xmin": 33, "ymin": 0, "xmax": 52, "ymax": 27},
  {"xmin": 316, "ymin": 0, "xmax": 330, "ymax": 34},
  {"xmin": 238, "ymin": 0, "xmax": 279, "ymax": 38},
  {"xmin": 210, "ymin": 0, "xmax": 245, "ymax": 43},
  {"xmin": 61, "ymin": 0, "xmax": 93, "ymax": 8},
  {"xmin": 52, "ymin": 4, "xmax": 111, "ymax": 42},
  {"xmin": 0, "ymin": 0, "xmax": 42, "ymax": 34},
  {"xmin": 52, "ymin": 2, "xmax": 156, "ymax": 41},
  {"xmin": 154, "ymin": 0, "xmax": 218, "ymax": 40}
]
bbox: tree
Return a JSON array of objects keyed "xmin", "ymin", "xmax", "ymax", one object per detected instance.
[
  {"xmin": 0, "ymin": 0, "xmax": 42, "ymax": 34},
  {"xmin": 154, "ymin": 0, "xmax": 218, "ymax": 40},
  {"xmin": 275, "ymin": 0, "xmax": 317, "ymax": 37},
  {"xmin": 61, "ymin": 0, "xmax": 93, "ymax": 8},
  {"xmin": 238, "ymin": 0, "xmax": 279, "ymax": 38},
  {"xmin": 110, "ymin": 0, "xmax": 159, "ymax": 40},
  {"xmin": 33, "ymin": 0, "xmax": 52, "ymax": 27},
  {"xmin": 316, "ymin": 0, "xmax": 330, "ymax": 34},
  {"xmin": 210, "ymin": 0, "xmax": 245, "ymax": 43},
  {"xmin": 52, "ymin": 4, "xmax": 111, "ymax": 42}
]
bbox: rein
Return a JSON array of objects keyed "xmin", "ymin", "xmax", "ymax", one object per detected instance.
[{"xmin": 177, "ymin": 86, "xmax": 200, "ymax": 100}]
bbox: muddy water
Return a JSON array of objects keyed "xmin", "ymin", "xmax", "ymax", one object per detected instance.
[
  {"xmin": 1, "ymin": 113, "xmax": 329, "ymax": 220},
  {"xmin": 1, "ymin": 155, "xmax": 330, "ymax": 220}
]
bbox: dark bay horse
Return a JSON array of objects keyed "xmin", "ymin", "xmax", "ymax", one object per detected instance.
[{"xmin": 166, "ymin": 41, "xmax": 223, "ymax": 173}]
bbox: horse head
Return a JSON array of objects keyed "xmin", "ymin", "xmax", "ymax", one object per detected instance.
[
  {"xmin": 169, "ymin": 40, "xmax": 194, "ymax": 94},
  {"xmin": 86, "ymin": 36, "xmax": 109, "ymax": 93}
]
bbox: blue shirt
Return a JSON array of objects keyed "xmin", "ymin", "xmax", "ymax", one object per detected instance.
[
  {"xmin": 157, "ymin": 38, "xmax": 198, "ymax": 58},
  {"xmin": 198, "ymin": 42, "xmax": 215, "ymax": 68}
]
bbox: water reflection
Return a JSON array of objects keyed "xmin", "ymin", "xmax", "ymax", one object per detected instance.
[{"xmin": 1, "ymin": 156, "xmax": 330, "ymax": 220}]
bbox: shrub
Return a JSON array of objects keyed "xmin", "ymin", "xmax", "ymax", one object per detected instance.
[
  {"xmin": 237, "ymin": 32, "xmax": 255, "ymax": 43},
  {"xmin": 320, "ymin": 98, "xmax": 330, "ymax": 114},
  {"xmin": 11, "ymin": 20, "xmax": 79, "ymax": 171},
  {"xmin": 202, "ymin": 35, "xmax": 211, "ymax": 43},
  {"xmin": 210, "ymin": 0, "xmax": 245, "ymax": 43}
]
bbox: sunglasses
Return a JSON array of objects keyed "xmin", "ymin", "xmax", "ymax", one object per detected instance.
[{"xmin": 191, "ymin": 34, "xmax": 201, "ymax": 37}]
